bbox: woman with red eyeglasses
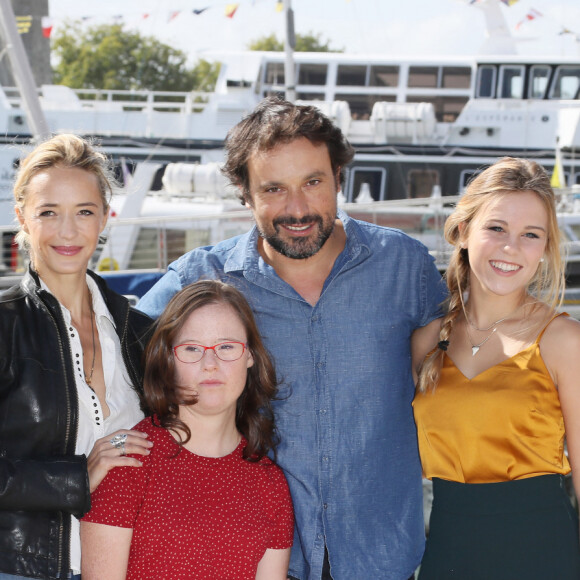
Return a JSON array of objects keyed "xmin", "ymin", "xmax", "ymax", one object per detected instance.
[{"xmin": 81, "ymin": 280, "xmax": 294, "ymax": 580}]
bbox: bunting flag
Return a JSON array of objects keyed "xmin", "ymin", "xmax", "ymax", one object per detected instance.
[
  {"xmin": 515, "ymin": 8, "xmax": 542, "ymax": 30},
  {"xmin": 16, "ymin": 15, "xmax": 32, "ymax": 34},
  {"xmin": 275, "ymin": 1, "xmax": 283, "ymax": 13},
  {"xmin": 500, "ymin": 0, "xmax": 519, "ymax": 6},
  {"xmin": 225, "ymin": 4, "xmax": 239, "ymax": 18},
  {"xmin": 142, "ymin": 13, "xmax": 150, "ymax": 20},
  {"xmin": 193, "ymin": 7, "xmax": 209, "ymax": 15},
  {"xmin": 559, "ymin": 27, "xmax": 575, "ymax": 35},
  {"xmin": 41, "ymin": 16, "xmax": 53, "ymax": 38},
  {"xmin": 168, "ymin": 11, "xmax": 180, "ymax": 22}
]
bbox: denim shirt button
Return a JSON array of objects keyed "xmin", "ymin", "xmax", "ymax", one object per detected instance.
[
  {"xmin": 322, "ymin": 456, "xmax": 329, "ymax": 462},
  {"xmin": 311, "ymin": 315, "xmax": 319, "ymax": 322},
  {"xmin": 317, "ymin": 362, "xmax": 323, "ymax": 369},
  {"xmin": 320, "ymin": 409, "xmax": 327, "ymax": 414},
  {"xmin": 323, "ymin": 503, "xmax": 328, "ymax": 509}
]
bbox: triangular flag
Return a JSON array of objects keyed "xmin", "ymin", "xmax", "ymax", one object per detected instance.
[
  {"xmin": 41, "ymin": 16, "xmax": 53, "ymax": 38},
  {"xmin": 193, "ymin": 7, "xmax": 209, "ymax": 15},
  {"xmin": 225, "ymin": 4, "xmax": 239, "ymax": 18},
  {"xmin": 276, "ymin": 1, "xmax": 283, "ymax": 12},
  {"xmin": 168, "ymin": 11, "xmax": 180, "ymax": 22}
]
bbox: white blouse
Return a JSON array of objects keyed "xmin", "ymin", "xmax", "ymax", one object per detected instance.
[{"xmin": 41, "ymin": 276, "xmax": 144, "ymax": 573}]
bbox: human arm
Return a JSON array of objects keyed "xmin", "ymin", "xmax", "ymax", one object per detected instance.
[
  {"xmin": 541, "ymin": 315, "xmax": 580, "ymax": 523},
  {"xmin": 256, "ymin": 547, "xmax": 291, "ymax": 580},
  {"xmin": 411, "ymin": 318, "xmax": 442, "ymax": 384},
  {"xmin": 87, "ymin": 428, "xmax": 152, "ymax": 492},
  {"xmin": 0, "ymin": 455, "xmax": 90, "ymax": 516},
  {"xmin": 80, "ymin": 521, "xmax": 132, "ymax": 580}
]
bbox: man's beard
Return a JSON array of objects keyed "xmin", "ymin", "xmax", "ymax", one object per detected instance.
[{"xmin": 258, "ymin": 214, "xmax": 335, "ymax": 259}]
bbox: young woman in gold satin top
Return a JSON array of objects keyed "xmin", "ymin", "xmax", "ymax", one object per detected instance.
[{"xmin": 412, "ymin": 157, "xmax": 580, "ymax": 579}]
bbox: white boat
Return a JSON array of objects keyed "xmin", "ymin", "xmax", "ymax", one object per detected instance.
[{"xmin": 1, "ymin": 0, "xmax": 580, "ymax": 298}]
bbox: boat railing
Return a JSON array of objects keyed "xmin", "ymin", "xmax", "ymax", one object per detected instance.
[{"xmin": 2, "ymin": 86, "xmax": 214, "ymax": 115}]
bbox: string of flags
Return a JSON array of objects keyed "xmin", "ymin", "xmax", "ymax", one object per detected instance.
[
  {"xmin": 11, "ymin": 1, "xmax": 293, "ymax": 37},
  {"xmin": 468, "ymin": 0, "xmax": 578, "ymax": 38}
]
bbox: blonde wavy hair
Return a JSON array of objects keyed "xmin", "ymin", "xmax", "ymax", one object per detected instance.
[
  {"xmin": 13, "ymin": 134, "xmax": 115, "ymax": 251},
  {"xmin": 417, "ymin": 157, "xmax": 565, "ymax": 393}
]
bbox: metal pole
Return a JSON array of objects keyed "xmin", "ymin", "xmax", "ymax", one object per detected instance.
[
  {"xmin": 283, "ymin": 0, "xmax": 296, "ymax": 102},
  {"xmin": 0, "ymin": 0, "xmax": 50, "ymax": 140}
]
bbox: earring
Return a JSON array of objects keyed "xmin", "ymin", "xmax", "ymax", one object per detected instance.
[{"xmin": 539, "ymin": 257, "xmax": 545, "ymax": 263}]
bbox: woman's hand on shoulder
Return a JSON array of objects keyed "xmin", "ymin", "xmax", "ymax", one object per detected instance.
[{"xmin": 87, "ymin": 429, "xmax": 153, "ymax": 493}]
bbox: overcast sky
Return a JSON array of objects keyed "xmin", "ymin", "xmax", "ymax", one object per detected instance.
[{"xmin": 48, "ymin": 0, "xmax": 580, "ymax": 63}]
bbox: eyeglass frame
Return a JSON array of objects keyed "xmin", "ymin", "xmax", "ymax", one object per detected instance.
[{"xmin": 173, "ymin": 341, "xmax": 248, "ymax": 364}]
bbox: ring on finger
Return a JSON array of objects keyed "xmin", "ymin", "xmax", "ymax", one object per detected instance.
[
  {"xmin": 110, "ymin": 433, "xmax": 128, "ymax": 449},
  {"xmin": 121, "ymin": 442, "xmax": 127, "ymax": 456}
]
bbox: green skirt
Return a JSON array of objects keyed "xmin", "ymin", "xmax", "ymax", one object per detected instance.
[{"xmin": 419, "ymin": 475, "xmax": 580, "ymax": 580}]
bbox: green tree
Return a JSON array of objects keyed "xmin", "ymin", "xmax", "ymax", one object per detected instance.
[
  {"xmin": 52, "ymin": 22, "xmax": 220, "ymax": 92},
  {"xmin": 248, "ymin": 32, "xmax": 341, "ymax": 52}
]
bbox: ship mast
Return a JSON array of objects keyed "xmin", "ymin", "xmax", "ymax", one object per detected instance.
[
  {"xmin": 0, "ymin": 0, "xmax": 50, "ymax": 139},
  {"xmin": 283, "ymin": 0, "xmax": 296, "ymax": 102}
]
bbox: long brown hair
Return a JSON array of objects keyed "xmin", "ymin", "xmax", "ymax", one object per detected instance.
[
  {"xmin": 417, "ymin": 157, "xmax": 564, "ymax": 393},
  {"xmin": 143, "ymin": 280, "xmax": 279, "ymax": 461}
]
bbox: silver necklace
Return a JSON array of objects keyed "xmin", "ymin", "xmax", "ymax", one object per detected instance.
[
  {"xmin": 465, "ymin": 302, "xmax": 526, "ymax": 332},
  {"xmin": 465, "ymin": 325, "xmax": 497, "ymax": 356}
]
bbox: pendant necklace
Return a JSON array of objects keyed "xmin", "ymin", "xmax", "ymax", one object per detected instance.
[
  {"xmin": 466, "ymin": 326, "xmax": 497, "ymax": 356},
  {"xmin": 464, "ymin": 301, "xmax": 527, "ymax": 356},
  {"xmin": 85, "ymin": 300, "xmax": 96, "ymax": 386}
]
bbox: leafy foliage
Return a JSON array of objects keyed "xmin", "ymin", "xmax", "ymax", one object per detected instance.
[
  {"xmin": 52, "ymin": 22, "xmax": 220, "ymax": 92},
  {"xmin": 247, "ymin": 32, "xmax": 342, "ymax": 52}
]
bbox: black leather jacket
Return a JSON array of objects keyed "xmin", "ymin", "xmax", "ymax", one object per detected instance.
[{"xmin": 0, "ymin": 268, "xmax": 152, "ymax": 579}]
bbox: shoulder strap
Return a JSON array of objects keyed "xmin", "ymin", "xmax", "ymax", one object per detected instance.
[{"xmin": 535, "ymin": 312, "xmax": 568, "ymax": 343}]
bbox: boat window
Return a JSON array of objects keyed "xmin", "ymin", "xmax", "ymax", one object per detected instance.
[
  {"xmin": 335, "ymin": 94, "xmax": 395, "ymax": 119},
  {"xmin": 476, "ymin": 65, "xmax": 496, "ymax": 98},
  {"xmin": 347, "ymin": 167, "xmax": 387, "ymax": 202},
  {"xmin": 408, "ymin": 169, "xmax": 439, "ymax": 199},
  {"xmin": 442, "ymin": 67, "xmax": 471, "ymax": 89},
  {"xmin": 529, "ymin": 65, "xmax": 551, "ymax": 99},
  {"xmin": 337, "ymin": 65, "xmax": 367, "ymax": 86},
  {"xmin": 264, "ymin": 62, "xmax": 285, "ymax": 85},
  {"xmin": 369, "ymin": 65, "xmax": 399, "ymax": 87},
  {"xmin": 298, "ymin": 63, "xmax": 328, "ymax": 86},
  {"xmin": 550, "ymin": 66, "xmax": 580, "ymax": 99},
  {"xmin": 459, "ymin": 169, "xmax": 482, "ymax": 193},
  {"xmin": 497, "ymin": 65, "xmax": 524, "ymax": 99},
  {"xmin": 408, "ymin": 66, "xmax": 439, "ymax": 88},
  {"xmin": 297, "ymin": 92, "xmax": 326, "ymax": 101}
]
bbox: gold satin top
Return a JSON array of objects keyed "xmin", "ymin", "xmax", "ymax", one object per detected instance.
[{"xmin": 413, "ymin": 315, "xmax": 571, "ymax": 483}]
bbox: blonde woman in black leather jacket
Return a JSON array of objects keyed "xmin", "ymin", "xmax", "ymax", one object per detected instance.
[{"xmin": 0, "ymin": 135, "xmax": 152, "ymax": 579}]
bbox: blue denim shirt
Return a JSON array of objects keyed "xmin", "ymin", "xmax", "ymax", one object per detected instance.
[{"xmin": 138, "ymin": 211, "xmax": 446, "ymax": 580}]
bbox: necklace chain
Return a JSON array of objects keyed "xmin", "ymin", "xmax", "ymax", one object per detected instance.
[
  {"xmin": 465, "ymin": 326, "xmax": 497, "ymax": 356},
  {"xmin": 85, "ymin": 299, "xmax": 96, "ymax": 386},
  {"xmin": 464, "ymin": 300, "xmax": 528, "ymax": 356},
  {"xmin": 465, "ymin": 301, "xmax": 527, "ymax": 332}
]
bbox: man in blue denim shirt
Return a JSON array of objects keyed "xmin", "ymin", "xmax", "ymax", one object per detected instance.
[{"xmin": 138, "ymin": 97, "xmax": 446, "ymax": 580}]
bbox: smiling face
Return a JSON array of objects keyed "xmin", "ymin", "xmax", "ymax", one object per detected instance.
[
  {"xmin": 174, "ymin": 302, "xmax": 254, "ymax": 419},
  {"xmin": 16, "ymin": 166, "xmax": 108, "ymax": 284},
  {"xmin": 461, "ymin": 190, "xmax": 548, "ymax": 299},
  {"xmin": 246, "ymin": 137, "xmax": 340, "ymax": 260}
]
